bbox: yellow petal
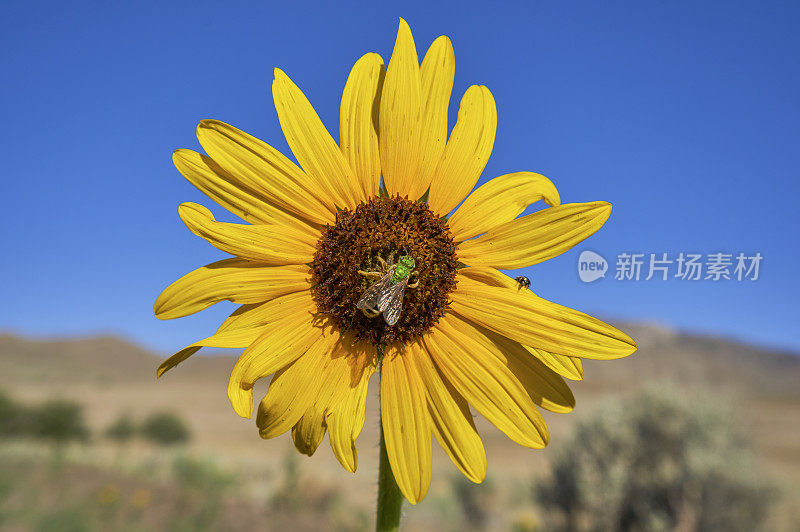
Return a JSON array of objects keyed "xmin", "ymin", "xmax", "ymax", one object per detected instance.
[
  {"xmin": 156, "ymin": 346, "xmax": 200, "ymax": 379},
  {"xmin": 428, "ymin": 85, "xmax": 496, "ymax": 216},
  {"xmin": 340, "ymin": 53, "xmax": 384, "ymax": 199},
  {"xmin": 424, "ymin": 314, "xmax": 548, "ymax": 448},
  {"xmin": 301, "ymin": 345, "xmax": 361, "ymax": 431},
  {"xmin": 225, "ymin": 292, "xmax": 328, "ymax": 418},
  {"xmin": 156, "ymin": 299, "xmax": 297, "ymax": 378},
  {"xmin": 291, "ymin": 337, "xmax": 376, "ymax": 458},
  {"xmin": 328, "ymin": 361, "xmax": 375, "ymax": 473},
  {"xmin": 448, "ymin": 172, "xmax": 560, "ymax": 241},
  {"xmin": 418, "ymin": 35, "xmax": 455, "ymax": 185},
  {"xmin": 216, "ymin": 295, "xmax": 309, "ymax": 334},
  {"xmin": 229, "ymin": 323, "xmax": 336, "ymax": 419},
  {"xmin": 196, "ymin": 120, "xmax": 335, "ymax": 225},
  {"xmin": 154, "ymin": 260, "xmax": 311, "ymax": 320},
  {"xmin": 178, "ymin": 203, "xmax": 316, "ymax": 265},
  {"xmin": 256, "ymin": 361, "xmax": 322, "ymax": 441},
  {"xmin": 315, "ymin": 341, "xmax": 368, "ymax": 416},
  {"xmin": 475, "ymin": 326, "xmax": 576, "ymax": 413},
  {"xmin": 172, "ymin": 149, "xmax": 321, "ymax": 238},
  {"xmin": 380, "ymin": 18, "xmax": 425, "ymax": 200},
  {"xmin": 256, "ymin": 340, "xmax": 339, "ymax": 440},
  {"xmin": 381, "ymin": 343, "xmax": 432, "ymax": 504},
  {"xmin": 292, "ymin": 408, "xmax": 327, "ymax": 456},
  {"xmin": 451, "ymin": 268, "xmax": 638, "ymax": 359},
  {"xmin": 454, "ymin": 267, "xmax": 583, "ymax": 380},
  {"xmin": 410, "ymin": 341, "xmax": 486, "ymax": 483},
  {"xmin": 273, "ymin": 68, "xmax": 364, "ymax": 210},
  {"xmin": 526, "ymin": 347, "xmax": 583, "ymax": 381},
  {"xmin": 457, "ymin": 202, "xmax": 611, "ymax": 269}
]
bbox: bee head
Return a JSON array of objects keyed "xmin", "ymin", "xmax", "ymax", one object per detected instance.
[{"xmin": 398, "ymin": 255, "xmax": 415, "ymax": 270}]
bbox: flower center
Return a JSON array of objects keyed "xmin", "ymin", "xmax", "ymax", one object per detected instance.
[{"xmin": 310, "ymin": 195, "xmax": 458, "ymax": 346}]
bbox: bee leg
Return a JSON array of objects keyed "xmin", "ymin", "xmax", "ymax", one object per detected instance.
[
  {"xmin": 358, "ymin": 270, "xmax": 383, "ymax": 279},
  {"xmin": 407, "ymin": 270, "xmax": 420, "ymax": 289},
  {"xmin": 361, "ymin": 307, "xmax": 380, "ymax": 318},
  {"xmin": 376, "ymin": 256, "xmax": 388, "ymax": 271},
  {"xmin": 387, "ymin": 251, "xmax": 396, "ymax": 266}
]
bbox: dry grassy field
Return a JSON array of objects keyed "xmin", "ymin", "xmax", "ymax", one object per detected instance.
[{"xmin": 1, "ymin": 323, "xmax": 798, "ymax": 530}]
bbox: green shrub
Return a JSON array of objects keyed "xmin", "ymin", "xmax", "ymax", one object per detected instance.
[
  {"xmin": 34, "ymin": 507, "xmax": 92, "ymax": 532},
  {"xmin": 104, "ymin": 414, "xmax": 135, "ymax": 443},
  {"xmin": 0, "ymin": 391, "xmax": 27, "ymax": 437},
  {"xmin": 140, "ymin": 412, "xmax": 190, "ymax": 445},
  {"xmin": 29, "ymin": 399, "xmax": 89, "ymax": 444},
  {"xmin": 535, "ymin": 386, "xmax": 777, "ymax": 532}
]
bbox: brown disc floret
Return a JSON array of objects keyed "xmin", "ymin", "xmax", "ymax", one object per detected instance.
[{"xmin": 310, "ymin": 195, "xmax": 458, "ymax": 346}]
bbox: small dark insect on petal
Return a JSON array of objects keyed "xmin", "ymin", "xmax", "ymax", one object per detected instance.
[{"xmin": 514, "ymin": 276, "xmax": 531, "ymax": 290}]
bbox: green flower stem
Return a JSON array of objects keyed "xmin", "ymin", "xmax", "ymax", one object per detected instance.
[{"xmin": 376, "ymin": 356, "xmax": 403, "ymax": 532}]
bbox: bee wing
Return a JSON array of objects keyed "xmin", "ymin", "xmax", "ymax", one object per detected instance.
[
  {"xmin": 356, "ymin": 268, "xmax": 395, "ymax": 311},
  {"xmin": 378, "ymin": 278, "xmax": 407, "ymax": 326}
]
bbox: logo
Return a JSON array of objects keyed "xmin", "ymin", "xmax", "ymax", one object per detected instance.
[{"xmin": 578, "ymin": 251, "xmax": 608, "ymax": 283}]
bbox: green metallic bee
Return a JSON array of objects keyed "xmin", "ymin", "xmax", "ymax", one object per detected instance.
[{"xmin": 357, "ymin": 253, "xmax": 419, "ymax": 326}]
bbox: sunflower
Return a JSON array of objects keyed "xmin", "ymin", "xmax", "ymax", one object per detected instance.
[{"xmin": 154, "ymin": 18, "xmax": 636, "ymax": 509}]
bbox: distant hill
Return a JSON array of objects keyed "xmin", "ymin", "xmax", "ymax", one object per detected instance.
[
  {"xmin": 0, "ymin": 333, "xmax": 155, "ymax": 383},
  {"xmin": 578, "ymin": 323, "xmax": 800, "ymax": 398},
  {"xmin": 0, "ymin": 333, "xmax": 230, "ymax": 385},
  {"xmin": 2, "ymin": 324, "xmax": 796, "ymax": 396}
]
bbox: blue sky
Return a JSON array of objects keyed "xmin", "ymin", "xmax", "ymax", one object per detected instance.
[{"xmin": 1, "ymin": 1, "xmax": 798, "ymax": 354}]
